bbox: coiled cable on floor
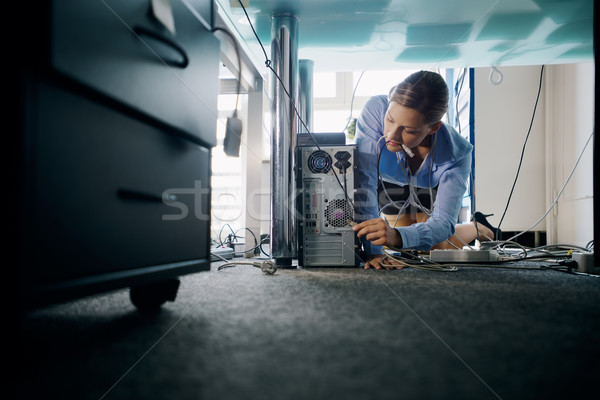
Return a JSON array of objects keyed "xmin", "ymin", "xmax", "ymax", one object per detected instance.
[
  {"xmin": 211, "ymin": 250, "xmax": 277, "ymax": 275},
  {"xmin": 217, "ymin": 260, "xmax": 277, "ymax": 275}
]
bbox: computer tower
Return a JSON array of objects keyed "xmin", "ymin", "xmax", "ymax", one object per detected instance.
[{"xmin": 296, "ymin": 144, "xmax": 360, "ymax": 267}]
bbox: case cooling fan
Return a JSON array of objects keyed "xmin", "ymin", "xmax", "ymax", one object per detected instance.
[
  {"xmin": 325, "ymin": 199, "xmax": 353, "ymax": 228},
  {"xmin": 307, "ymin": 150, "xmax": 332, "ymax": 174}
]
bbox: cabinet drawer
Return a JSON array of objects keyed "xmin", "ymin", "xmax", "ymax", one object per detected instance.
[
  {"xmin": 24, "ymin": 82, "xmax": 212, "ymax": 283},
  {"xmin": 51, "ymin": 0, "xmax": 219, "ymax": 147}
]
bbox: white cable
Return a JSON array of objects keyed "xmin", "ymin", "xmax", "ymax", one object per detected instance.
[
  {"xmin": 217, "ymin": 260, "xmax": 277, "ymax": 274},
  {"xmin": 343, "ymin": 70, "xmax": 365, "ymax": 134},
  {"xmin": 382, "ymin": 134, "xmax": 437, "ymax": 218},
  {"xmin": 401, "ymin": 144, "xmax": 414, "ymax": 158},
  {"xmin": 382, "ymin": 247, "xmax": 457, "ymax": 271},
  {"xmin": 210, "ymin": 252, "xmax": 230, "ymax": 263},
  {"xmin": 506, "ymin": 130, "xmax": 594, "ymax": 242}
]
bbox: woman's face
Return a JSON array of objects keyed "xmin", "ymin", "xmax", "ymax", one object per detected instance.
[{"xmin": 384, "ymin": 102, "xmax": 436, "ymax": 153}]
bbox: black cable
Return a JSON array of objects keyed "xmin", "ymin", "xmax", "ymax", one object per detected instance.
[
  {"xmin": 235, "ymin": 1, "xmax": 369, "ymax": 268},
  {"xmin": 376, "ymin": 134, "xmax": 437, "ymax": 217},
  {"xmin": 238, "ymin": 227, "xmax": 258, "ymax": 247},
  {"xmin": 214, "ymin": 2, "xmax": 366, "ymax": 266},
  {"xmin": 215, "ymin": 225, "xmax": 266, "ymax": 257},
  {"xmin": 377, "ymin": 138, "xmax": 398, "ymax": 213},
  {"xmin": 496, "ymin": 65, "xmax": 545, "ymax": 238},
  {"xmin": 232, "ymin": 227, "xmax": 260, "ymax": 256},
  {"xmin": 236, "ymin": 0, "xmax": 357, "ymax": 216},
  {"xmin": 236, "ymin": 0, "xmax": 270, "ymax": 65},
  {"xmin": 258, "ymin": 234, "xmax": 271, "ymax": 257},
  {"xmin": 585, "ymin": 240, "xmax": 594, "ymax": 252},
  {"xmin": 376, "ymin": 139, "xmax": 409, "ymax": 214},
  {"xmin": 218, "ymin": 223, "xmax": 237, "ymax": 247}
]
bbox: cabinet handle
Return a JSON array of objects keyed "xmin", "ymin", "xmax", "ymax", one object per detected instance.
[{"xmin": 133, "ymin": 26, "xmax": 189, "ymax": 69}]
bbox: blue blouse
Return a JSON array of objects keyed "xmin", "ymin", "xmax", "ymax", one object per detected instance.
[{"xmin": 355, "ymin": 95, "xmax": 473, "ymax": 253}]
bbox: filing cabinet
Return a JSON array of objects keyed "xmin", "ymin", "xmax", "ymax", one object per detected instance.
[{"xmin": 18, "ymin": 0, "xmax": 218, "ymax": 310}]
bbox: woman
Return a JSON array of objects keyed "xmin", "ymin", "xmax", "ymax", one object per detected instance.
[{"xmin": 352, "ymin": 70, "xmax": 500, "ymax": 269}]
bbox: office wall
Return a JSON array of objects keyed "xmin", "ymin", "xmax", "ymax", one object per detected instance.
[
  {"xmin": 473, "ymin": 65, "xmax": 547, "ymax": 234},
  {"xmin": 474, "ymin": 63, "xmax": 595, "ymax": 247},
  {"xmin": 545, "ymin": 63, "xmax": 595, "ymax": 247}
]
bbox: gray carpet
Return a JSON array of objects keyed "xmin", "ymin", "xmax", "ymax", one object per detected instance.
[{"xmin": 18, "ymin": 260, "xmax": 600, "ymax": 400}]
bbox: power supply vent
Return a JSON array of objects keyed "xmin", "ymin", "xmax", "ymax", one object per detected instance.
[
  {"xmin": 307, "ymin": 150, "xmax": 332, "ymax": 174},
  {"xmin": 325, "ymin": 199, "xmax": 352, "ymax": 228}
]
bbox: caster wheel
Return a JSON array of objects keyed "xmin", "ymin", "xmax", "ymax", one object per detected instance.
[{"xmin": 130, "ymin": 278, "xmax": 180, "ymax": 313}]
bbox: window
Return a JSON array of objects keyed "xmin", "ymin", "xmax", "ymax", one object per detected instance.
[
  {"xmin": 211, "ymin": 93, "xmax": 245, "ymax": 244},
  {"xmin": 313, "ymin": 72, "xmax": 337, "ymax": 98},
  {"xmin": 352, "ymin": 70, "xmax": 416, "ymax": 97},
  {"xmin": 312, "ymin": 69, "xmax": 423, "ymax": 142}
]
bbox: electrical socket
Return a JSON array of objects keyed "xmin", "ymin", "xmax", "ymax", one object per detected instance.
[{"xmin": 572, "ymin": 252, "xmax": 598, "ymax": 274}]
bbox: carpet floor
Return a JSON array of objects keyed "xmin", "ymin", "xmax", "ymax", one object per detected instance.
[{"xmin": 17, "ymin": 259, "xmax": 600, "ymax": 400}]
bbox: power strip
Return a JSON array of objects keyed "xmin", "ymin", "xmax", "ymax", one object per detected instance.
[
  {"xmin": 430, "ymin": 249, "xmax": 499, "ymax": 263},
  {"xmin": 211, "ymin": 246, "xmax": 234, "ymax": 262}
]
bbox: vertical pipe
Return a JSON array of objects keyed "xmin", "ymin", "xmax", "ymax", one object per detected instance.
[
  {"xmin": 270, "ymin": 13, "xmax": 299, "ymax": 267},
  {"xmin": 298, "ymin": 59, "xmax": 314, "ymax": 133}
]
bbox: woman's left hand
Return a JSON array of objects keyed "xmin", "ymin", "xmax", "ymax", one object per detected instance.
[
  {"xmin": 353, "ymin": 218, "xmax": 402, "ymax": 248},
  {"xmin": 363, "ymin": 254, "xmax": 404, "ymax": 270}
]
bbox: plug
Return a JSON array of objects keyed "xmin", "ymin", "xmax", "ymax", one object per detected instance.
[{"xmin": 253, "ymin": 260, "xmax": 277, "ymax": 275}]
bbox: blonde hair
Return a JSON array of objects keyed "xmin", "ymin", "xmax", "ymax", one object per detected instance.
[{"xmin": 388, "ymin": 70, "xmax": 449, "ymax": 125}]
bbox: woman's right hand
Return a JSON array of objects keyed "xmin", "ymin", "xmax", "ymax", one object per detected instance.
[{"xmin": 352, "ymin": 217, "xmax": 403, "ymax": 248}]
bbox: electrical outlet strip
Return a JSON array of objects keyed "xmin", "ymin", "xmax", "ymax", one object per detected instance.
[
  {"xmin": 430, "ymin": 249, "xmax": 499, "ymax": 263},
  {"xmin": 211, "ymin": 246, "xmax": 234, "ymax": 262}
]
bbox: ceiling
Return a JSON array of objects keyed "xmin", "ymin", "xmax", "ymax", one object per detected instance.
[{"xmin": 216, "ymin": 0, "xmax": 594, "ymax": 72}]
